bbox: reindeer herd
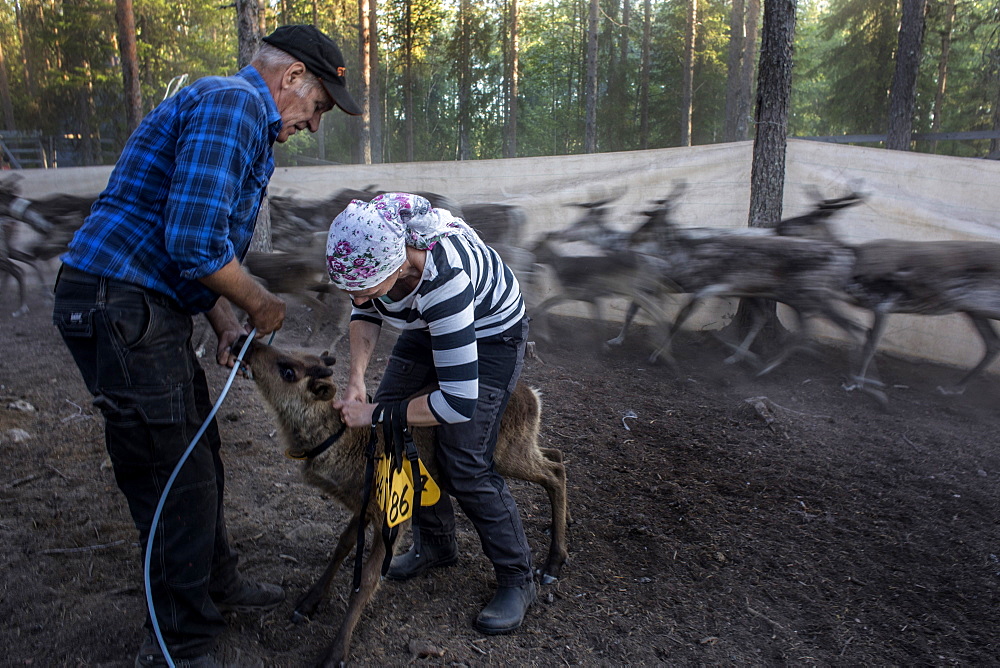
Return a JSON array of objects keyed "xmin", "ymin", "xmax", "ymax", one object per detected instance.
[
  {"xmin": 1, "ymin": 175, "xmax": 998, "ymax": 403},
  {"xmin": 1, "ymin": 174, "xmax": 996, "ymax": 666}
]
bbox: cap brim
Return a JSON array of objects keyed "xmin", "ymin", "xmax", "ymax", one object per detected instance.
[{"xmin": 322, "ymin": 79, "xmax": 362, "ymax": 116}]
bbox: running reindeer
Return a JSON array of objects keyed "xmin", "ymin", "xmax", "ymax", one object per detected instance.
[
  {"xmin": 605, "ymin": 190, "xmax": 867, "ymax": 373},
  {"xmin": 775, "ymin": 195, "xmax": 1000, "ymax": 398},
  {"xmin": 528, "ymin": 187, "xmax": 684, "ymax": 350},
  {"xmin": 0, "ymin": 175, "xmax": 95, "ymax": 316}
]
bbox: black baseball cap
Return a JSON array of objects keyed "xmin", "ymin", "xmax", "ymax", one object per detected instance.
[{"xmin": 262, "ymin": 25, "xmax": 362, "ymax": 116}]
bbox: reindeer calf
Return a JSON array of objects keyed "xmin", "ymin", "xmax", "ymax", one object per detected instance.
[{"xmin": 239, "ymin": 338, "xmax": 569, "ymax": 667}]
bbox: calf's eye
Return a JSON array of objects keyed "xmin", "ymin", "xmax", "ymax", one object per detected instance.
[{"xmin": 279, "ymin": 365, "xmax": 297, "ymax": 382}]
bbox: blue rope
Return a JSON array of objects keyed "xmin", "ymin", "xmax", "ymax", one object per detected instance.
[{"xmin": 144, "ymin": 330, "xmax": 258, "ymax": 667}]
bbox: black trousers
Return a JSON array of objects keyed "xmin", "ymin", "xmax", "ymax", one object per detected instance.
[
  {"xmin": 375, "ymin": 318, "xmax": 533, "ymax": 587},
  {"xmin": 52, "ymin": 265, "xmax": 239, "ymax": 658}
]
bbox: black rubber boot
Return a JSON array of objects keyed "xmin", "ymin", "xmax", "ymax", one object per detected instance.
[
  {"xmin": 211, "ymin": 577, "xmax": 285, "ymax": 613},
  {"xmin": 474, "ymin": 580, "xmax": 536, "ymax": 635},
  {"xmin": 385, "ymin": 540, "xmax": 459, "ymax": 581}
]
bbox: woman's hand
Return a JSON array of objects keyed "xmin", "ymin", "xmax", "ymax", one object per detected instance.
[{"xmin": 333, "ymin": 399, "xmax": 377, "ymax": 428}]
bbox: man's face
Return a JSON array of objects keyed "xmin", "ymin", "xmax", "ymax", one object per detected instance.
[{"xmin": 275, "ymin": 73, "xmax": 334, "ymax": 143}]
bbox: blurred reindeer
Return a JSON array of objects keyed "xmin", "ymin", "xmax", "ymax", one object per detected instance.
[
  {"xmin": 775, "ymin": 192, "xmax": 1000, "ymax": 398},
  {"xmin": 0, "ymin": 175, "xmax": 95, "ymax": 315}
]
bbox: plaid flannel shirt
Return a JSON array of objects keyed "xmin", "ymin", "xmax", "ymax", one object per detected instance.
[{"xmin": 63, "ymin": 66, "xmax": 281, "ymax": 313}]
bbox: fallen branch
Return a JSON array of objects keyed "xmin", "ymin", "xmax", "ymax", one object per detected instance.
[
  {"xmin": 41, "ymin": 539, "xmax": 127, "ymax": 555},
  {"xmin": 4, "ymin": 472, "xmax": 46, "ymax": 489}
]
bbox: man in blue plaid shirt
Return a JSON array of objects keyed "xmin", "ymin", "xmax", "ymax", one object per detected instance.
[{"xmin": 52, "ymin": 25, "xmax": 360, "ymax": 668}]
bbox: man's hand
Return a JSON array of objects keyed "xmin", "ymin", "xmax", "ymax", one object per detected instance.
[
  {"xmin": 333, "ymin": 399, "xmax": 377, "ymax": 428},
  {"xmin": 205, "ymin": 297, "xmax": 246, "ymax": 368},
  {"xmin": 245, "ymin": 291, "xmax": 286, "ymax": 336}
]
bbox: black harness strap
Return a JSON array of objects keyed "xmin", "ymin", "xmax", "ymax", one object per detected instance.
[
  {"xmin": 352, "ymin": 404, "xmax": 384, "ymax": 592},
  {"xmin": 353, "ymin": 400, "xmax": 420, "ymax": 588},
  {"xmin": 300, "ymin": 424, "xmax": 347, "ymax": 460},
  {"xmin": 379, "ymin": 402, "xmax": 401, "ymax": 578},
  {"xmin": 401, "ymin": 406, "xmax": 424, "ymax": 558}
]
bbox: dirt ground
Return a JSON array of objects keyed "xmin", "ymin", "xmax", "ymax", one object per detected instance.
[{"xmin": 2, "ymin": 287, "xmax": 999, "ymax": 667}]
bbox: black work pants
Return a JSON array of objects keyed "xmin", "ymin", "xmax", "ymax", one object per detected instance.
[
  {"xmin": 374, "ymin": 318, "xmax": 533, "ymax": 587},
  {"xmin": 52, "ymin": 265, "xmax": 239, "ymax": 659}
]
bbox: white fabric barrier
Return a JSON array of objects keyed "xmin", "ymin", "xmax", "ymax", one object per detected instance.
[{"xmin": 11, "ymin": 139, "xmax": 1000, "ymax": 373}]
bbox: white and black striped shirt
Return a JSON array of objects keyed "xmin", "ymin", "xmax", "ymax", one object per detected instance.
[{"xmin": 351, "ymin": 235, "xmax": 525, "ymax": 424}]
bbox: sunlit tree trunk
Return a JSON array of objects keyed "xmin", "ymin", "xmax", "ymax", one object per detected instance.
[
  {"xmin": 886, "ymin": 0, "xmax": 928, "ymax": 151},
  {"xmin": 359, "ymin": 0, "xmax": 373, "ymax": 164},
  {"xmin": 115, "ymin": 0, "xmax": 142, "ymax": 137},
  {"xmin": 680, "ymin": 0, "xmax": 697, "ymax": 146},
  {"xmin": 584, "ymin": 0, "xmax": 598, "ymax": 153}
]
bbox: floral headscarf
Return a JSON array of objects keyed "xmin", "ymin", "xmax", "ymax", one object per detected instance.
[{"xmin": 326, "ymin": 192, "xmax": 483, "ymax": 290}]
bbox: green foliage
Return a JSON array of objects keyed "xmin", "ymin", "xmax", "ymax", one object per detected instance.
[{"xmin": 0, "ymin": 0, "xmax": 996, "ymax": 165}]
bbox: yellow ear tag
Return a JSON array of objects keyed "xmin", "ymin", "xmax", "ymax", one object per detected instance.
[{"xmin": 374, "ymin": 456, "xmax": 441, "ymax": 528}]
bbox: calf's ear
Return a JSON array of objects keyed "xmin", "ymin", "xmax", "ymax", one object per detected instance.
[
  {"xmin": 320, "ymin": 352, "xmax": 336, "ymax": 367},
  {"xmin": 308, "ymin": 377, "xmax": 337, "ymax": 402}
]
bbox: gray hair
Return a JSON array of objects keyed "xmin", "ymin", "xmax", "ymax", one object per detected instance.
[{"xmin": 252, "ymin": 43, "xmax": 322, "ymax": 93}]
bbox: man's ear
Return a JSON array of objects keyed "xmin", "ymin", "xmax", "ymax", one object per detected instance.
[{"xmin": 283, "ymin": 61, "xmax": 307, "ymax": 89}]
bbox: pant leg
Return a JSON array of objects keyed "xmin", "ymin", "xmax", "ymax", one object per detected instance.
[
  {"xmin": 53, "ymin": 268, "xmax": 229, "ymax": 658},
  {"xmin": 378, "ymin": 321, "xmax": 534, "ymax": 586},
  {"xmin": 435, "ymin": 318, "xmax": 533, "ymax": 586}
]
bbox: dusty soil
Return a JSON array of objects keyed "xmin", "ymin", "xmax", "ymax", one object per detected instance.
[{"xmin": 2, "ymin": 288, "xmax": 999, "ymax": 667}]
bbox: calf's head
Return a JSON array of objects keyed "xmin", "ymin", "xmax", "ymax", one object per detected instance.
[{"xmin": 233, "ymin": 336, "xmax": 338, "ymax": 409}]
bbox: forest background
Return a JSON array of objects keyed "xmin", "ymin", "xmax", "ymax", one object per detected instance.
[{"xmin": 0, "ymin": 0, "xmax": 997, "ymax": 169}]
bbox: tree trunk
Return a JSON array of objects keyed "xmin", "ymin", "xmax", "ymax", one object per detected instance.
[
  {"xmin": 739, "ymin": 0, "xmax": 760, "ymax": 141},
  {"xmin": 886, "ymin": 0, "xmax": 928, "ymax": 151},
  {"xmin": 0, "ymin": 40, "xmax": 15, "ymax": 132},
  {"xmin": 237, "ymin": 0, "xmax": 269, "ymax": 253},
  {"xmin": 736, "ymin": 0, "xmax": 796, "ymax": 347},
  {"xmin": 236, "ymin": 0, "xmax": 262, "ymax": 69},
  {"xmin": 584, "ymin": 0, "xmax": 599, "ymax": 153},
  {"xmin": 115, "ymin": 0, "xmax": 142, "ymax": 138},
  {"xmin": 368, "ymin": 0, "xmax": 382, "ymax": 164},
  {"xmin": 724, "ymin": 0, "xmax": 759, "ymax": 142},
  {"xmin": 723, "ymin": 0, "xmax": 746, "ymax": 142},
  {"xmin": 680, "ymin": 0, "xmax": 697, "ymax": 146},
  {"xmin": 358, "ymin": 0, "xmax": 373, "ymax": 164},
  {"xmin": 639, "ymin": 0, "xmax": 651, "ymax": 149},
  {"xmin": 80, "ymin": 60, "xmax": 100, "ymax": 165},
  {"xmin": 404, "ymin": 0, "xmax": 415, "ymax": 162},
  {"xmin": 503, "ymin": 0, "xmax": 519, "ymax": 158},
  {"xmin": 748, "ymin": 0, "xmax": 795, "ymax": 228},
  {"xmin": 929, "ymin": 0, "xmax": 955, "ymax": 154},
  {"xmin": 458, "ymin": 0, "xmax": 472, "ymax": 160}
]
